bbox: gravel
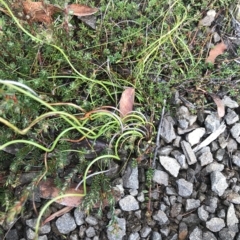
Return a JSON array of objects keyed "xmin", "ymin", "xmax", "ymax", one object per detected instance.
[{"xmin": 4, "ymin": 95, "xmax": 240, "ymax": 239}]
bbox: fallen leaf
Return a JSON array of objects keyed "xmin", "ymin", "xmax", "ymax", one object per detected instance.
[
  {"xmin": 206, "ymin": 42, "xmax": 227, "ymax": 64},
  {"xmin": 39, "ymin": 179, "xmax": 84, "ymax": 207},
  {"xmin": 119, "ymin": 88, "xmax": 135, "ymax": 117},
  {"xmin": 42, "ymin": 206, "xmax": 74, "ymax": 225},
  {"xmin": 67, "ymin": 4, "xmax": 98, "ymax": 17},
  {"xmin": 22, "ymin": 1, "xmax": 62, "ymax": 24},
  {"xmin": 209, "ymin": 94, "xmax": 225, "ymax": 118}
]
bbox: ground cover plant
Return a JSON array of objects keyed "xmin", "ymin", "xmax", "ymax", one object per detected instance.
[{"xmin": 0, "ymin": 0, "xmax": 240, "ymax": 238}]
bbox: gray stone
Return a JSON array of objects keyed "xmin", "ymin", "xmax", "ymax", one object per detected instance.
[
  {"xmin": 178, "ymin": 123, "xmax": 199, "ymax": 135},
  {"xmin": 119, "ymin": 195, "xmax": 139, "ymax": 211},
  {"xmin": 178, "ymin": 119, "xmax": 189, "ymax": 129},
  {"xmin": 153, "ymin": 170, "xmax": 169, "ymax": 186},
  {"xmin": 227, "ymin": 203, "xmax": 239, "ymax": 226},
  {"xmin": 198, "ymin": 205, "xmax": 209, "ymax": 221},
  {"xmin": 215, "ymin": 149, "xmax": 225, "ymax": 161},
  {"xmin": 218, "ymin": 134, "xmax": 228, "ymax": 149},
  {"xmin": 160, "ymin": 117, "xmax": 176, "ymax": 143},
  {"xmin": 232, "ymin": 151, "xmax": 240, "ymax": 167},
  {"xmin": 173, "ymin": 136, "xmax": 181, "ymax": 147},
  {"xmin": 206, "ymin": 218, "xmax": 225, "ymax": 232},
  {"xmin": 223, "ymin": 96, "xmax": 239, "ymax": 108},
  {"xmin": 176, "ymin": 178, "xmax": 193, "ymax": 197},
  {"xmin": 26, "ymin": 218, "xmax": 51, "ymax": 234},
  {"xmin": 185, "ymin": 199, "xmax": 200, "ymax": 211},
  {"xmin": 202, "ymin": 231, "xmax": 217, "ymax": 240},
  {"xmin": 197, "ymin": 147, "xmax": 213, "ymax": 166},
  {"xmin": 69, "ymin": 233, "xmax": 79, "ymax": 240},
  {"xmin": 5, "ymin": 229, "xmax": 18, "ymax": 240},
  {"xmin": 158, "ymin": 145, "xmax": 174, "ymax": 156},
  {"xmin": 55, "ymin": 213, "xmax": 76, "ymax": 234},
  {"xmin": 140, "ymin": 226, "xmax": 152, "ymax": 238},
  {"xmin": 189, "ymin": 115, "xmax": 198, "ymax": 126},
  {"xmin": 225, "ymin": 108, "xmax": 239, "ymax": 125},
  {"xmin": 189, "ymin": 227, "xmax": 202, "ymax": 240},
  {"xmin": 128, "ymin": 232, "xmax": 140, "ymax": 240},
  {"xmin": 38, "ymin": 236, "xmax": 48, "ymax": 240},
  {"xmin": 205, "ymin": 162, "xmax": 224, "ymax": 173},
  {"xmin": 129, "ymin": 189, "xmax": 138, "ymax": 196},
  {"xmin": 26, "ymin": 228, "xmax": 36, "ymax": 240},
  {"xmin": 230, "ymin": 123, "xmax": 240, "ymax": 140},
  {"xmin": 74, "ymin": 209, "xmax": 85, "ymax": 226},
  {"xmin": 168, "ymin": 233, "xmax": 178, "ymax": 240},
  {"xmin": 211, "ymin": 171, "xmax": 228, "ymax": 196},
  {"xmin": 86, "ymin": 227, "xmax": 96, "ymax": 238},
  {"xmin": 160, "ymin": 226, "xmax": 170, "ymax": 236},
  {"xmin": 186, "ymin": 128, "xmax": 206, "ymax": 146},
  {"xmin": 227, "ymin": 138, "xmax": 238, "ymax": 152},
  {"xmin": 151, "ymin": 231, "xmax": 162, "ymax": 240},
  {"xmin": 177, "ymin": 106, "xmax": 190, "ymax": 119},
  {"xmin": 153, "ymin": 210, "xmax": 169, "ymax": 225},
  {"xmin": 219, "ymin": 227, "xmax": 235, "ymax": 240},
  {"xmin": 137, "ymin": 191, "xmax": 145, "ymax": 202},
  {"xmin": 159, "ymin": 156, "xmax": 180, "ymax": 177},
  {"xmin": 205, "ymin": 113, "xmax": 220, "ymax": 133},
  {"xmin": 181, "ymin": 140, "xmax": 197, "ymax": 165},
  {"xmin": 107, "ymin": 217, "xmax": 126, "ymax": 240},
  {"xmin": 85, "ymin": 216, "xmax": 98, "ymax": 225},
  {"xmin": 171, "ymin": 150, "xmax": 188, "ymax": 169},
  {"xmin": 205, "ymin": 197, "xmax": 218, "ymax": 213},
  {"xmin": 166, "ymin": 186, "xmax": 177, "ymax": 195},
  {"xmin": 122, "ymin": 163, "xmax": 139, "ymax": 190}
]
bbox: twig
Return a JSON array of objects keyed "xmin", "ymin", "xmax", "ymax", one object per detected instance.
[{"xmin": 152, "ymin": 99, "xmax": 166, "ymax": 168}]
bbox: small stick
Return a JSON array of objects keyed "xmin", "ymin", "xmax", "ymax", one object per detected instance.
[{"xmin": 152, "ymin": 99, "xmax": 166, "ymax": 168}]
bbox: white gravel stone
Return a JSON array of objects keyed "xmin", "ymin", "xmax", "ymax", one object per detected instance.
[
  {"xmin": 227, "ymin": 203, "xmax": 239, "ymax": 227},
  {"xmin": 189, "ymin": 227, "xmax": 202, "ymax": 240},
  {"xmin": 153, "ymin": 210, "xmax": 169, "ymax": 225},
  {"xmin": 186, "ymin": 128, "xmax": 206, "ymax": 146},
  {"xmin": 74, "ymin": 209, "xmax": 85, "ymax": 225},
  {"xmin": 119, "ymin": 195, "xmax": 139, "ymax": 211},
  {"xmin": 55, "ymin": 213, "xmax": 76, "ymax": 234},
  {"xmin": 230, "ymin": 123, "xmax": 240, "ymax": 139},
  {"xmin": 223, "ymin": 96, "xmax": 239, "ymax": 108},
  {"xmin": 159, "ymin": 156, "xmax": 180, "ymax": 177},
  {"xmin": 153, "ymin": 170, "xmax": 169, "ymax": 186},
  {"xmin": 198, "ymin": 205, "xmax": 209, "ymax": 221},
  {"xmin": 211, "ymin": 171, "xmax": 228, "ymax": 196},
  {"xmin": 176, "ymin": 179, "xmax": 193, "ymax": 197},
  {"xmin": 206, "ymin": 218, "xmax": 225, "ymax": 232},
  {"xmin": 185, "ymin": 199, "xmax": 200, "ymax": 211}
]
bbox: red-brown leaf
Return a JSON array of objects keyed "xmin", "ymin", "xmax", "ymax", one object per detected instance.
[
  {"xmin": 67, "ymin": 4, "xmax": 98, "ymax": 17},
  {"xmin": 39, "ymin": 179, "xmax": 84, "ymax": 207},
  {"xmin": 206, "ymin": 42, "xmax": 227, "ymax": 64},
  {"xmin": 119, "ymin": 88, "xmax": 135, "ymax": 117},
  {"xmin": 210, "ymin": 94, "xmax": 225, "ymax": 118}
]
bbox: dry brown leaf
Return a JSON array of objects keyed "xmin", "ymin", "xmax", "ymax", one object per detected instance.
[
  {"xmin": 22, "ymin": 1, "xmax": 62, "ymax": 24},
  {"xmin": 206, "ymin": 42, "xmax": 227, "ymax": 64},
  {"xmin": 42, "ymin": 206, "xmax": 74, "ymax": 225},
  {"xmin": 119, "ymin": 87, "xmax": 135, "ymax": 118},
  {"xmin": 67, "ymin": 4, "xmax": 98, "ymax": 17},
  {"xmin": 39, "ymin": 179, "xmax": 84, "ymax": 207},
  {"xmin": 209, "ymin": 94, "xmax": 225, "ymax": 118}
]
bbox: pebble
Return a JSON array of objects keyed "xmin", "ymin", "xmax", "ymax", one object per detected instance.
[
  {"xmin": 186, "ymin": 127, "xmax": 205, "ymax": 146},
  {"xmin": 159, "ymin": 156, "xmax": 180, "ymax": 177},
  {"xmin": 181, "ymin": 140, "xmax": 197, "ymax": 165},
  {"xmin": 198, "ymin": 205, "xmax": 209, "ymax": 221},
  {"xmin": 185, "ymin": 199, "xmax": 200, "ymax": 211},
  {"xmin": 85, "ymin": 215, "xmax": 98, "ymax": 225},
  {"xmin": 176, "ymin": 179, "xmax": 193, "ymax": 197},
  {"xmin": 189, "ymin": 226, "xmax": 202, "ymax": 240},
  {"xmin": 211, "ymin": 171, "xmax": 228, "ymax": 196},
  {"xmin": 227, "ymin": 203, "xmax": 239, "ymax": 226},
  {"xmin": 160, "ymin": 117, "xmax": 177, "ymax": 143},
  {"xmin": 153, "ymin": 210, "xmax": 169, "ymax": 225},
  {"xmin": 223, "ymin": 96, "xmax": 239, "ymax": 108},
  {"xmin": 55, "ymin": 213, "xmax": 76, "ymax": 234},
  {"xmin": 74, "ymin": 208, "xmax": 85, "ymax": 226},
  {"xmin": 122, "ymin": 163, "xmax": 139, "ymax": 189},
  {"xmin": 206, "ymin": 217, "xmax": 225, "ymax": 232},
  {"xmin": 153, "ymin": 170, "xmax": 169, "ymax": 186},
  {"xmin": 119, "ymin": 195, "xmax": 139, "ymax": 211}
]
